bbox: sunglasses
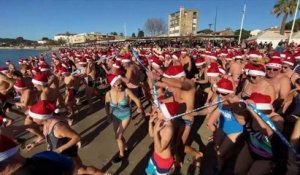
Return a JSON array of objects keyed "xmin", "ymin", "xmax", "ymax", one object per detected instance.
[
  {"xmin": 216, "ymin": 91, "xmax": 229, "ymax": 96},
  {"xmin": 282, "ymin": 66, "xmax": 289, "ymax": 69},
  {"xmin": 114, "ymin": 83, "xmax": 122, "ymax": 87},
  {"xmin": 248, "ymin": 75, "xmax": 258, "ymax": 80},
  {"xmin": 266, "ymin": 68, "xmax": 280, "ymax": 71}
]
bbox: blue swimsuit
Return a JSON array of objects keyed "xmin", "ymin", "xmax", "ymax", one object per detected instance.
[
  {"xmin": 217, "ymin": 96, "xmax": 243, "ymax": 134},
  {"xmin": 110, "ymin": 91, "xmax": 131, "ymax": 121}
]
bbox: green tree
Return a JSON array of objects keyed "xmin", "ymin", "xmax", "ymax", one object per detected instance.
[
  {"xmin": 119, "ymin": 32, "xmax": 124, "ymax": 36},
  {"xmin": 132, "ymin": 33, "xmax": 136, "ymax": 38},
  {"xmin": 285, "ymin": 18, "xmax": 300, "ymax": 31},
  {"xmin": 16, "ymin": 37, "xmax": 24, "ymax": 42},
  {"xmin": 42, "ymin": 37, "xmax": 49, "ymax": 41},
  {"xmin": 234, "ymin": 29, "xmax": 251, "ymax": 39},
  {"xmin": 272, "ymin": 0, "xmax": 300, "ymax": 35},
  {"xmin": 198, "ymin": 29, "xmax": 214, "ymax": 34},
  {"xmin": 110, "ymin": 32, "xmax": 118, "ymax": 35},
  {"xmin": 137, "ymin": 30, "xmax": 144, "ymax": 38}
]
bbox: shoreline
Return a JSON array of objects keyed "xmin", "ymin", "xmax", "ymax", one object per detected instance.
[{"xmin": 0, "ymin": 46, "xmax": 60, "ymax": 51}]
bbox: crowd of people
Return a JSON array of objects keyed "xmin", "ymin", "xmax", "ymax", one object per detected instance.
[{"xmin": 0, "ymin": 40, "xmax": 300, "ymax": 175}]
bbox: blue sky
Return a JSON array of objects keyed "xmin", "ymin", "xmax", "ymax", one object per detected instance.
[{"xmin": 0, "ymin": 0, "xmax": 297, "ymax": 40}]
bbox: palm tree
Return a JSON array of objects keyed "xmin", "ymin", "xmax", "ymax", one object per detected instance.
[{"xmin": 272, "ymin": 0, "xmax": 299, "ymax": 35}]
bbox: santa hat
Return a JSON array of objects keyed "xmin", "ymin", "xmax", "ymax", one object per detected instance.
[
  {"xmin": 248, "ymin": 50, "xmax": 259, "ymax": 58},
  {"xmin": 294, "ymin": 52, "xmax": 300, "ymax": 60},
  {"xmin": 218, "ymin": 65, "xmax": 226, "ymax": 75},
  {"xmin": 243, "ymin": 63, "xmax": 253, "ymax": 75},
  {"xmin": 225, "ymin": 53, "xmax": 234, "ymax": 61},
  {"xmin": 209, "ymin": 53, "xmax": 218, "ymax": 60},
  {"xmin": 158, "ymin": 54, "xmax": 164, "ymax": 60},
  {"xmin": 39, "ymin": 64, "xmax": 50, "ymax": 72},
  {"xmin": 250, "ymin": 92, "xmax": 272, "ymax": 110},
  {"xmin": 121, "ymin": 53, "xmax": 131, "ymax": 63},
  {"xmin": 283, "ymin": 55, "xmax": 295, "ymax": 66},
  {"xmin": 5, "ymin": 60, "xmax": 10, "ymax": 65},
  {"xmin": 116, "ymin": 55, "xmax": 123, "ymax": 61},
  {"xmin": 207, "ymin": 63, "xmax": 219, "ymax": 77},
  {"xmin": 181, "ymin": 49, "xmax": 188, "ymax": 54},
  {"xmin": 234, "ymin": 52, "xmax": 243, "ymax": 60},
  {"xmin": 266, "ymin": 58, "xmax": 282, "ymax": 68},
  {"xmin": 272, "ymin": 52, "xmax": 281, "ymax": 59},
  {"xmin": 172, "ymin": 52, "xmax": 181, "ymax": 60},
  {"xmin": 18, "ymin": 59, "xmax": 23, "ymax": 64},
  {"xmin": 62, "ymin": 62, "xmax": 71, "ymax": 69},
  {"xmin": 113, "ymin": 61, "xmax": 121, "ymax": 69},
  {"xmin": 160, "ymin": 102, "xmax": 180, "ymax": 120},
  {"xmin": 151, "ymin": 56, "xmax": 163, "ymax": 68},
  {"xmin": 0, "ymin": 67, "xmax": 8, "ymax": 74},
  {"xmin": 217, "ymin": 78, "xmax": 234, "ymax": 94},
  {"xmin": 107, "ymin": 74, "xmax": 121, "ymax": 86},
  {"xmin": 14, "ymin": 79, "xmax": 26, "ymax": 90},
  {"xmin": 248, "ymin": 64, "xmax": 266, "ymax": 76},
  {"xmin": 39, "ymin": 57, "xmax": 45, "ymax": 63},
  {"xmin": 163, "ymin": 51, "xmax": 171, "ymax": 58},
  {"xmin": 163, "ymin": 65, "xmax": 186, "ymax": 78},
  {"xmin": 0, "ymin": 135, "xmax": 19, "ymax": 161},
  {"xmin": 79, "ymin": 57, "xmax": 87, "ymax": 65},
  {"xmin": 29, "ymin": 100, "xmax": 56, "ymax": 120},
  {"xmin": 32, "ymin": 73, "xmax": 48, "ymax": 86},
  {"xmin": 195, "ymin": 57, "xmax": 206, "ymax": 67}
]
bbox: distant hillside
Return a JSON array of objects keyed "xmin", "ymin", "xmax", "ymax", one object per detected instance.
[{"xmin": 0, "ymin": 37, "xmax": 37, "ymax": 46}]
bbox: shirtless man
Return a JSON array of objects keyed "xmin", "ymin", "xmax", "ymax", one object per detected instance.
[
  {"xmin": 13, "ymin": 79, "xmax": 44, "ymax": 151},
  {"xmin": 147, "ymin": 65, "xmax": 202, "ymax": 169},
  {"xmin": 282, "ymin": 55, "xmax": 299, "ymax": 87},
  {"xmin": 265, "ymin": 58, "xmax": 291, "ymax": 111},
  {"xmin": 0, "ymin": 72, "xmax": 14, "ymax": 113},
  {"xmin": 229, "ymin": 55, "xmax": 244, "ymax": 88},
  {"xmin": 145, "ymin": 102, "xmax": 179, "ymax": 175}
]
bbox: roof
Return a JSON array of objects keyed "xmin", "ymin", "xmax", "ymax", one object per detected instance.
[{"xmin": 247, "ymin": 31, "xmax": 286, "ymax": 41}]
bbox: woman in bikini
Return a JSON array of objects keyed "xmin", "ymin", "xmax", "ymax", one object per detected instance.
[{"xmin": 105, "ymin": 74, "xmax": 144, "ymax": 163}]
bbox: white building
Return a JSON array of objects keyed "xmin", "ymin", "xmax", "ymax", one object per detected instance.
[
  {"xmin": 250, "ymin": 29, "xmax": 262, "ymax": 36},
  {"xmin": 247, "ymin": 31, "xmax": 286, "ymax": 48},
  {"xmin": 37, "ymin": 40, "xmax": 48, "ymax": 44},
  {"xmin": 54, "ymin": 33, "xmax": 76, "ymax": 43}
]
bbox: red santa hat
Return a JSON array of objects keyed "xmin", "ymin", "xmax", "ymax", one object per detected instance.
[
  {"xmin": 266, "ymin": 58, "xmax": 282, "ymax": 68},
  {"xmin": 248, "ymin": 50, "xmax": 259, "ymax": 58},
  {"xmin": 195, "ymin": 57, "xmax": 206, "ymax": 67},
  {"xmin": 113, "ymin": 61, "xmax": 121, "ymax": 69},
  {"xmin": 272, "ymin": 52, "xmax": 281, "ymax": 59},
  {"xmin": 172, "ymin": 52, "xmax": 181, "ymax": 60},
  {"xmin": 14, "ymin": 79, "xmax": 27, "ymax": 90},
  {"xmin": 0, "ymin": 67, "xmax": 8, "ymax": 74},
  {"xmin": 5, "ymin": 60, "xmax": 10, "ymax": 65},
  {"xmin": 225, "ymin": 53, "xmax": 234, "ymax": 61},
  {"xmin": 250, "ymin": 92, "xmax": 272, "ymax": 110},
  {"xmin": 163, "ymin": 65, "xmax": 186, "ymax": 78},
  {"xmin": 209, "ymin": 53, "xmax": 218, "ymax": 60},
  {"xmin": 0, "ymin": 115, "xmax": 7, "ymax": 126},
  {"xmin": 181, "ymin": 48, "xmax": 188, "ymax": 54},
  {"xmin": 39, "ymin": 64, "xmax": 50, "ymax": 72},
  {"xmin": 0, "ymin": 135, "xmax": 19, "ymax": 161},
  {"xmin": 39, "ymin": 57, "xmax": 45, "ymax": 63},
  {"xmin": 29, "ymin": 100, "xmax": 56, "ymax": 120},
  {"xmin": 62, "ymin": 62, "xmax": 71, "ymax": 69},
  {"xmin": 32, "ymin": 73, "xmax": 48, "ymax": 86},
  {"xmin": 151, "ymin": 56, "xmax": 163, "ymax": 68},
  {"xmin": 294, "ymin": 52, "xmax": 300, "ymax": 60},
  {"xmin": 218, "ymin": 65, "xmax": 226, "ymax": 75},
  {"xmin": 248, "ymin": 64, "xmax": 266, "ymax": 77},
  {"xmin": 18, "ymin": 59, "xmax": 23, "ymax": 64},
  {"xmin": 107, "ymin": 74, "xmax": 121, "ymax": 86},
  {"xmin": 216, "ymin": 78, "xmax": 234, "ymax": 94},
  {"xmin": 207, "ymin": 63, "xmax": 219, "ymax": 77},
  {"xmin": 121, "ymin": 53, "xmax": 131, "ymax": 63},
  {"xmin": 160, "ymin": 101, "xmax": 180, "ymax": 120},
  {"xmin": 163, "ymin": 51, "xmax": 171, "ymax": 58},
  {"xmin": 79, "ymin": 57, "xmax": 87, "ymax": 65},
  {"xmin": 283, "ymin": 55, "xmax": 295, "ymax": 66}
]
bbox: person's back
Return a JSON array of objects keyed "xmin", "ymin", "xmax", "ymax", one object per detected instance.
[{"xmin": 40, "ymin": 87, "xmax": 59, "ymax": 103}]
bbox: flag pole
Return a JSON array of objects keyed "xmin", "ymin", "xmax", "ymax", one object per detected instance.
[
  {"xmin": 238, "ymin": 3, "xmax": 247, "ymax": 45},
  {"xmin": 289, "ymin": 0, "xmax": 300, "ymax": 43}
]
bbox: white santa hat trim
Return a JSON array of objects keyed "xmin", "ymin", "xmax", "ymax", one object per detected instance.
[
  {"xmin": 248, "ymin": 70, "xmax": 266, "ymax": 76},
  {"xmin": 207, "ymin": 72, "xmax": 219, "ymax": 77},
  {"xmin": 40, "ymin": 68, "xmax": 50, "ymax": 72},
  {"xmin": 172, "ymin": 55, "xmax": 179, "ymax": 60},
  {"xmin": 28, "ymin": 110, "xmax": 53, "ymax": 120},
  {"xmin": 152, "ymin": 62, "xmax": 160, "ymax": 68},
  {"xmin": 282, "ymin": 61, "xmax": 294, "ymax": 66},
  {"xmin": 79, "ymin": 62, "xmax": 87, "ymax": 65},
  {"xmin": 113, "ymin": 64, "xmax": 120, "ymax": 68},
  {"xmin": 13, "ymin": 85, "xmax": 26, "ymax": 90},
  {"xmin": 160, "ymin": 103, "xmax": 172, "ymax": 120},
  {"xmin": 217, "ymin": 88, "xmax": 234, "ymax": 94},
  {"xmin": 266, "ymin": 63, "xmax": 282, "ymax": 68},
  {"xmin": 32, "ymin": 79, "xmax": 48, "ymax": 86},
  {"xmin": 295, "ymin": 56, "xmax": 300, "ymax": 60},
  {"xmin": 280, "ymin": 54, "xmax": 286, "ymax": 58},
  {"xmin": 256, "ymin": 103, "xmax": 272, "ymax": 110},
  {"xmin": 110, "ymin": 75, "xmax": 121, "ymax": 86},
  {"xmin": 0, "ymin": 146, "xmax": 19, "ymax": 161},
  {"xmin": 196, "ymin": 62, "xmax": 205, "ymax": 67},
  {"xmin": 121, "ymin": 59, "xmax": 131, "ymax": 63},
  {"xmin": 248, "ymin": 54, "xmax": 258, "ymax": 58},
  {"xmin": 163, "ymin": 71, "xmax": 186, "ymax": 78}
]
